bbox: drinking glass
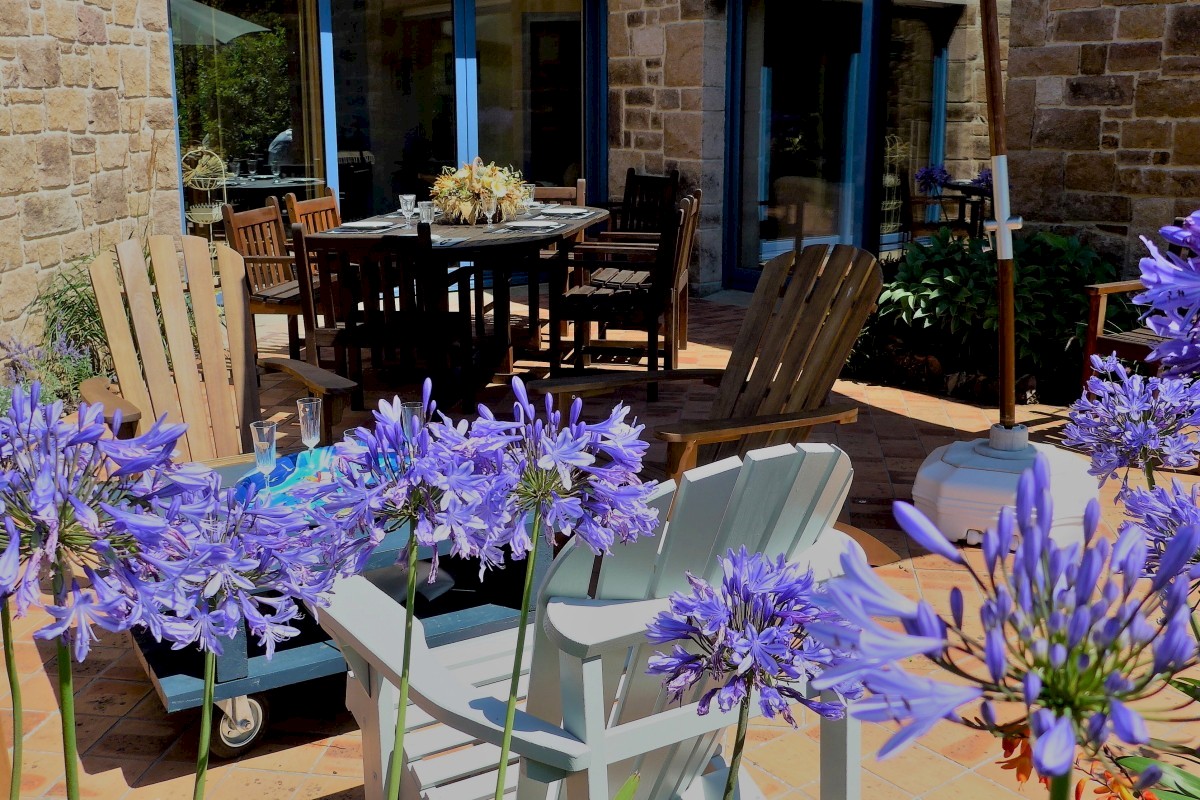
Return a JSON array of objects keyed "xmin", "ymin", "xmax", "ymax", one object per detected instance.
[
  {"xmin": 297, "ymin": 397, "xmax": 322, "ymax": 480},
  {"xmin": 481, "ymin": 194, "xmax": 498, "ymax": 230},
  {"xmin": 522, "ymin": 183, "xmax": 537, "ymax": 212},
  {"xmin": 399, "ymin": 401, "xmax": 424, "ymax": 462},
  {"xmin": 398, "ymin": 194, "xmax": 417, "ymax": 228},
  {"xmin": 271, "ymin": 162, "xmax": 282, "ymax": 183},
  {"xmin": 246, "ymin": 158, "xmax": 259, "ymax": 177},
  {"xmin": 418, "ymin": 201, "xmax": 436, "ymax": 225},
  {"xmin": 250, "ymin": 420, "xmax": 277, "ymax": 495},
  {"xmin": 226, "ymin": 159, "xmax": 239, "ymax": 179}
]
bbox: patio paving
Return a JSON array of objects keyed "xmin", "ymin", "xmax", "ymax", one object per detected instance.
[{"xmin": 2, "ymin": 291, "xmax": 1191, "ymax": 800}]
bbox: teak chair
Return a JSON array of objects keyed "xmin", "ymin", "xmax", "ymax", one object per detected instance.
[
  {"xmin": 533, "ymin": 242, "xmax": 883, "ymax": 481},
  {"xmin": 285, "ymin": 186, "xmax": 342, "ymax": 234},
  {"xmin": 222, "ymin": 199, "xmax": 306, "ymax": 360},
  {"xmin": 80, "ymin": 235, "xmax": 355, "ymax": 458},
  {"xmin": 320, "ymin": 443, "xmax": 864, "ymax": 800},
  {"xmin": 608, "ymin": 167, "xmax": 680, "ymax": 233}
]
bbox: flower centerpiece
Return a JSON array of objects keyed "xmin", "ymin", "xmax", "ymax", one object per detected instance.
[{"xmin": 431, "ymin": 157, "xmax": 525, "ymax": 225}]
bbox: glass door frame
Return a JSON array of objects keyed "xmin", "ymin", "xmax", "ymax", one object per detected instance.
[
  {"xmin": 314, "ymin": 0, "xmax": 608, "ymax": 206},
  {"xmin": 721, "ymin": 0, "xmax": 956, "ymax": 290}
]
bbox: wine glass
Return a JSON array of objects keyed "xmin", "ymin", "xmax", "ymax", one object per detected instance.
[
  {"xmin": 399, "ymin": 401, "xmax": 423, "ymax": 464},
  {"xmin": 246, "ymin": 158, "xmax": 259, "ymax": 178},
  {"xmin": 522, "ymin": 183, "xmax": 537, "ymax": 213},
  {"xmin": 297, "ymin": 397, "xmax": 322, "ymax": 480},
  {"xmin": 398, "ymin": 194, "xmax": 417, "ymax": 228},
  {"xmin": 271, "ymin": 162, "xmax": 282, "ymax": 183},
  {"xmin": 250, "ymin": 420, "xmax": 277, "ymax": 498},
  {"xmin": 481, "ymin": 194, "xmax": 498, "ymax": 230}
]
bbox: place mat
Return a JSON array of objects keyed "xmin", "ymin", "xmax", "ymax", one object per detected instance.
[
  {"xmin": 535, "ymin": 206, "xmax": 595, "ymax": 217},
  {"xmin": 432, "ymin": 237, "xmax": 466, "ymax": 247},
  {"xmin": 505, "ymin": 220, "xmax": 566, "ymax": 229},
  {"xmin": 236, "ymin": 447, "xmax": 337, "ymax": 506},
  {"xmin": 326, "ymin": 222, "xmax": 402, "ymax": 234}
]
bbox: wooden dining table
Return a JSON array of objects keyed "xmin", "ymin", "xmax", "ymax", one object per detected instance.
[{"xmin": 303, "ymin": 204, "xmax": 609, "ymax": 376}]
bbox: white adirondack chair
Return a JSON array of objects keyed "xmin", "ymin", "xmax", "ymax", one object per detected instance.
[{"xmin": 319, "ymin": 443, "xmax": 863, "ymax": 800}]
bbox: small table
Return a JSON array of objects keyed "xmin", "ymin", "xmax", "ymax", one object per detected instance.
[
  {"xmin": 307, "ymin": 205, "xmax": 609, "ymax": 375},
  {"xmin": 943, "ymin": 180, "xmax": 991, "ymax": 239},
  {"xmin": 225, "ymin": 176, "xmax": 327, "ymax": 215}
]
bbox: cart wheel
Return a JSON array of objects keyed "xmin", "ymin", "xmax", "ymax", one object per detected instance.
[{"xmin": 210, "ymin": 694, "xmax": 270, "ymax": 759}]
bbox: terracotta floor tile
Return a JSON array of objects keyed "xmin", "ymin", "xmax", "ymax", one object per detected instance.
[
  {"xmin": 84, "ymin": 717, "xmax": 190, "ymax": 762},
  {"xmin": 233, "ymin": 734, "xmax": 328, "ymax": 773},
  {"xmin": 919, "ymin": 769, "xmax": 1025, "ymax": 800},
  {"xmin": 744, "ymin": 729, "xmax": 823, "ymax": 788},
  {"xmin": 74, "ymin": 679, "xmax": 152, "ymax": 717},
  {"xmin": 311, "ymin": 734, "xmax": 365, "ymax": 778},
  {"xmin": 25, "ymin": 712, "xmax": 116, "ymax": 755},
  {"xmin": 43, "ymin": 757, "xmax": 148, "ymax": 799},
  {"xmin": 206, "ymin": 767, "xmax": 308, "ymax": 800},
  {"xmin": 862, "ymin": 743, "xmax": 965, "ymax": 795},
  {"xmin": 127, "ymin": 759, "xmax": 236, "ymax": 800},
  {"xmin": 16, "ymin": 749, "xmax": 65, "ymax": 797},
  {"xmin": 294, "ymin": 775, "xmax": 364, "ymax": 800}
]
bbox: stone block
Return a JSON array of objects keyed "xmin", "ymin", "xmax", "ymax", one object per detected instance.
[
  {"xmin": 1121, "ymin": 120, "xmax": 1171, "ymax": 149},
  {"xmin": 92, "ymin": 169, "xmax": 128, "ymax": 223},
  {"xmin": 1052, "ymin": 8, "xmax": 1115, "ymax": 41},
  {"xmin": 88, "ymin": 91, "xmax": 120, "ymax": 133},
  {"xmin": 143, "ymin": 97, "xmax": 175, "ymax": 130},
  {"xmin": 679, "ymin": 0, "xmax": 710, "ymax": 21},
  {"xmin": 46, "ymin": 88, "xmax": 88, "ymax": 132},
  {"xmin": 1031, "ymin": 108, "xmax": 1101, "ymax": 150},
  {"xmin": 630, "ymin": 26, "xmax": 662, "ymax": 56},
  {"xmin": 663, "ymin": 112, "xmax": 702, "ymax": 160},
  {"xmin": 1006, "ymin": 79, "xmax": 1036, "ymax": 150},
  {"xmin": 624, "ymin": 108, "xmax": 649, "ymax": 130},
  {"xmin": 664, "ymin": 22, "xmax": 703, "ymax": 87},
  {"xmin": 1107, "ymin": 41, "xmax": 1162, "ymax": 72},
  {"xmin": 1080, "ymin": 44, "xmax": 1107, "ymax": 75},
  {"xmin": 37, "ymin": 135, "xmax": 71, "ymax": 189},
  {"xmin": 113, "ymin": 0, "xmax": 137, "ymax": 26},
  {"xmin": 44, "ymin": 0, "xmax": 78, "ymax": 39},
  {"xmin": 16, "ymin": 40, "xmax": 61, "ymax": 88},
  {"xmin": 12, "ymin": 105, "xmax": 45, "ymax": 134},
  {"xmin": 140, "ymin": 0, "xmax": 168, "ymax": 31},
  {"xmin": 1136, "ymin": 79, "xmax": 1200, "ymax": 118},
  {"xmin": 1163, "ymin": 57, "xmax": 1200, "ymax": 76},
  {"xmin": 149, "ymin": 38, "xmax": 172, "ymax": 96},
  {"xmin": 679, "ymin": 88, "xmax": 701, "ymax": 111},
  {"xmin": 121, "ymin": 48, "xmax": 148, "ymax": 97},
  {"xmin": 0, "ymin": 268, "xmax": 40, "ymax": 322},
  {"xmin": 1064, "ymin": 152, "xmax": 1115, "ymax": 191},
  {"xmin": 60, "ymin": 54, "xmax": 92, "ymax": 87},
  {"xmin": 609, "ymin": 58, "xmax": 645, "ymax": 87},
  {"xmin": 98, "ymin": 136, "xmax": 129, "ymax": 170},
  {"xmin": 634, "ymin": 131, "xmax": 663, "ymax": 150},
  {"xmin": 0, "ymin": 139, "xmax": 37, "ymax": 195},
  {"xmin": 0, "ymin": 0, "xmax": 29, "ymax": 35},
  {"xmin": 1036, "ymin": 76, "xmax": 1064, "ymax": 105},
  {"xmin": 607, "ymin": 89, "xmax": 622, "ymax": 147},
  {"xmin": 1166, "ymin": 4, "xmax": 1200, "ymax": 56},
  {"xmin": 1118, "ymin": 5, "xmax": 1165, "ymax": 39},
  {"xmin": 1116, "ymin": 150, "xmax": 1151, "ymax": 165},
  {"xmin": 90, "ymin": 46, "xmax": 121, "ymax": 88},
  {"xmin": 1065, "ymin": 76, "xmax": 1134, "ymax": 106},
  {"xmin": 1050, "ymin": 0, "xmax": 1097, "ymax": 8},
  {"xmin": 624, "ymin": 87, "xmax": 654, "ymax": 107},
  {"xmin": 1175, "ymin": 122, "xmax": 1200, "ymax": 166},
  {"xmin": 1062, "ymin": 193, "xmax": 1131, "ymax": 224},
  {"xmin": 21, "ymin": 191, "xmax": 79, "ymax": 238},
  {"xmin": 657, "ymin": 88, "xmax": 680, "ymax": 110},
  {"xmin": 1008, "ymin": 45, "xmax": 1079, "ymax": 77}
]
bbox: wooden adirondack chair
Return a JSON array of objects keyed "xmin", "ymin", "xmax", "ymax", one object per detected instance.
[
  {"xmin": 320, "ymin": 443, "xmax": 862, "ymax": 800},
  {"xmin": 79, "ymin": 235, "xmax": 356, "ymax": 457},
  {"xmin": 532, "ymin": 243, "xmax": 883, "ymax": 481}
]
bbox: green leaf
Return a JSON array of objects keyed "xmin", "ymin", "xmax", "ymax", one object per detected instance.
[
  {"xmin": 1118, "ymin": 757, "xmax": 1200, "ymax": 797},
  {"xmin": 1171, "ymin": 677, "xmax": 1200, "ymax": 703},
  {"xmin": 615, "ymin": 773, "xmax": 641, "ymax": 800}
]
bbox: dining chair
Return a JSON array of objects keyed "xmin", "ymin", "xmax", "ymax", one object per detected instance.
[
  {"xmin": 221, "ymin": 198, "xmax": 305, "ymax": 360},
  {"xmin": 606, "ymin": 167, "xmax": 680, "ymax": 234},
  {"xmin": 285, "ymin": 186, "xmax": 342, "ymax": 233}
]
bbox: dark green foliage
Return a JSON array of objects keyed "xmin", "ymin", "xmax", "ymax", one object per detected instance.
[{"xmin": 31, "ymin": 255, "xmax": 111, "ymax": 376}]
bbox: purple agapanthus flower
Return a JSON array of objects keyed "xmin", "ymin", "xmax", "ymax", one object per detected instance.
[
  {"xmin": 128, "ymin": 483, "xmax": 351, "ymax": 658},
  {"xmin": 1135, "ymin": 211, "xmax": 1200, "ymax": 374},
  {"xmin": 810, "ymin": 455, "xmax": 1198, "ymax": 780},
  {"xmin": 0, "ymin": 382, "xmax": 193, "ymax": 660},
  {"xmin": 1064, "ymin": 354, "xmax": 1200, "ymax": 496},
  {"xmin": 915, "ymin": 165, "xmax": 952, "ymax": 194},
  {"xmin": 1123, "ymin": 480, "xmax": 1200, "ymax": 584},
  {"xmin": 646, "ymin": 547, "xmax": 863, "ymax": 726},
  {"xmin": 971, "ymin": 166, "xmax": 993, "ymax": 194}
]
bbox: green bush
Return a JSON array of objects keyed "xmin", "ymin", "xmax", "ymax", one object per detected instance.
[
  {"xmin": 31, "ymin": 255, "xmax": 111, "ymax": 376},
  {"xmin": 861, "ymin": 229, "xmax": 1136, "ymax": 401},
  {"xmin": 0, "ymin": 334, "xmax": 96, "ymax": 411}
]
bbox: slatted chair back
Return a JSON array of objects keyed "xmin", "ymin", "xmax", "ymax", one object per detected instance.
[
  {"xmin": 527, "ymin": 443, "xmax": 856, "ymax": 800},
  {"xmin": 533, "ymin": 179, "xmax": 586, "ymax": 206},
  {"xmin": 672, "ymin": 189, "xmax": 702, "ymax": 284},
  {"xmin": 286, "ymin": 186, "xmax": 342, "ymax": 233},
  {"xmin": 616, "ymin": 167, "xmax": 680, "ymax": 233},
  {"xmin": 88, "ymin": 236, "xmax": 259, "ymax": 462},
  {"xmin": 222, "ymin": 198, "xmax": 293, "ymax": 294},
  {"xmin": 705, "ymin": 243, "xmax": 882, "ymax": 462}
]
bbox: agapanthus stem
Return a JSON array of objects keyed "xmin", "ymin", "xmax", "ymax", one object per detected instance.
[
  {"xmin": 56, "ymin": 638, "xmax": 79, "ymax": 800},
  {"xmin": 494, "ymin": 515, "xmax": 542, "ymax": 800},
  {"xmin": 2, "ymin": 599, "xmax": 22, "ymax": 800},
  {"xmin": 722, "ymin": 697, "xmax": 751, "ymax": 800},
  {"xmin": 193, "ymin": 650, "xmax": 215, "ymax": 800},
  {"xmin": 1048, "ymin": 772, "xmax": 1072, "ymax": 800},
  {"xmin": 1144, "ymin": 464, "xmax": 1157, "ymax": 490},
  {"xmin": 385, "ymin": 540, "xmax": 420, "ymax": 800}
]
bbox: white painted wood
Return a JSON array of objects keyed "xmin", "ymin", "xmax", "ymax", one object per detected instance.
[{"xmin": 319, "ymin": 444, "xmax": 862, "ymax": 800}]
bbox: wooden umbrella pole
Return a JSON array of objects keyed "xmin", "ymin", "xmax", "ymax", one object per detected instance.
[{"xmin": 979, "ymin": 0, "xmax": 1019, "ymax": 430}]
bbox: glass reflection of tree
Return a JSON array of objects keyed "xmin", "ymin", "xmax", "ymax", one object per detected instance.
[{"xmin": 174, "ymin": 7, "xmax": 290, "ymax": 160}]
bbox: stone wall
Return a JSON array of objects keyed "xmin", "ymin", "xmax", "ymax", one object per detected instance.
[
  {"xmin": 607, "ymin": 0, "xmax": 727, "ymax": 294},
  {"xmin": 1006, "ymin": 0, "xmax": 1200, "ymax": 272},
  {"xmin": 945, "ymin": 0, "xmax": 1009, "ymax": 179},
  {"xmin": 0, "ymin": 0, "xmax": 180, "ymax": 341}
]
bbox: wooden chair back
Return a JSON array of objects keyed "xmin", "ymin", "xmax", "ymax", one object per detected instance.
[
  {"xmin": 286, "ymin": 186, "xmax": 342, "ymax": 233},
  {"xmin": 222, "ymin": 198, "xmax": 293, "ymax": 294},
  {"xmin": 617, "ymin": 167, "xmax": 680, "ymax": 232},
  {"xmin": 88, "ymin": 236, "xmax": 260, "ymax": 462},
  {"xmin": 533, "ymin": 179, "xmax": 586, "ymax": 206},
  {"xmin": 672, "ymin": 189, "xmax": 702, "ymax": 285},
  {"xmin": 706, "ymin": 243, "xmax": 882, "ymax": 462}
]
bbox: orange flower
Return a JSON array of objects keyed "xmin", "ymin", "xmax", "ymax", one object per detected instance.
[{"xmin": 997, "ymin": 730, "xmax": 1050, "ymax": 791}]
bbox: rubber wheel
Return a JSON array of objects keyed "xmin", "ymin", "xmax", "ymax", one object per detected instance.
[{"xmin": 209, "ymin": 694, "xmax": 270, "ymax": 759}]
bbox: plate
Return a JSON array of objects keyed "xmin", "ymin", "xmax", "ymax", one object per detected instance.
[
  {"xmin": 340, "ymin": 220, "xmax": 399, "ymax": 230},
  {"xmin": 236, "ymin": 447, "xmax": 337, "ymax": 506},
  {"xmin": 537, "ymin": 206, "xmax": 592, "ymax": 216}
]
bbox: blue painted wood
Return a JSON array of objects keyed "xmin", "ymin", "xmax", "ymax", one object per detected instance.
[
  {"xmin": 851, "ymin": 0, "xmax": 889, "ymax": 254},
  {"xmin": 318, "ymin": 0, "xmax": 340, "ymax": 195},
  {"xmin": 583, "ymin": 0, "xmax": 609, "ymax": 207},
  {"xmin": 721, "ymin": 0, "xmax": 749, "ymax": 291},
  {"xmin": 454, "ymin": 0, "xmax": 479, "ymax": 163},
  {"xmin": 215, "ymin": 624, "xmax": 249, "ymax": 683}
]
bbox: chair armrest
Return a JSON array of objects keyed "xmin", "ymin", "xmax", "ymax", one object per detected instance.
[
  {"xmin": 319, "ymin": 576, "xmax": 591, "ymax": 773},
  {"xmin": 527, "ymin": 368, "xmax": 725, "ymax": 400},
  {"xmin": 542, "ymin": 597, "xmax": 671, "ymax": 660},
  {"xmin": 593, "ymin": 232, "xmax": 661, "ymax": 243},
  {"xmin": 655, "ymin": 402, "xmax": 859, "ymax": 445},
  {"xmin": 1085, "ymin": 279, "xmax": 1144, "ymax": 296},
  {"xmin": 258, "ymin": 357, "xmax": 356, "ymax": 396},
  {"xmin": 79, "ymin": 376, "xmax": 142, "ymax": 437}
]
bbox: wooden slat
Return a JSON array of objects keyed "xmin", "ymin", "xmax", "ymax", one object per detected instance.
[
  {"xmin": 114, "ymin": 239, "xmax": 186, "ymax": 436},
  {"xmin": 180, "ymin": 236, "xmax": 243, "ymax": 458},
  {"xmin": 148, "ymin": 236, "xmax": 215, "ymax": 462},
  {"xmin": 88, "ymin": 252, "xmax": 155, "ymax": 435},
  {"xmin": 215, "ymin": 243, "xmax": 260, "ymax": 454}
]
